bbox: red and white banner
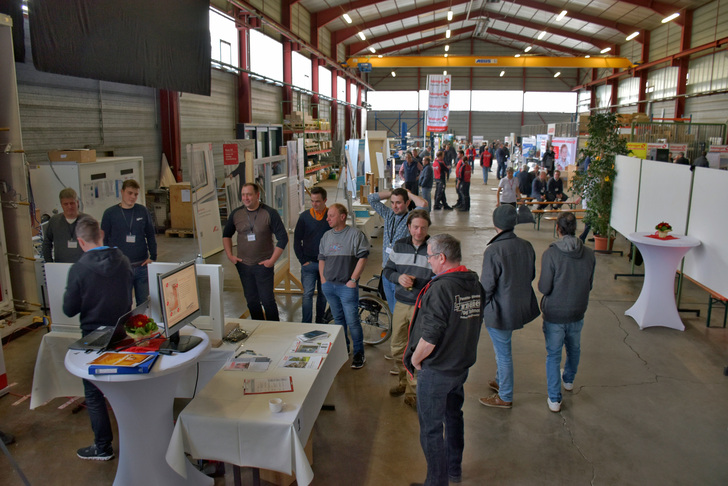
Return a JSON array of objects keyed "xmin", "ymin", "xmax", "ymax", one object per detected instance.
[{"xmin": 426, "ymin": 75, "xmax": 451, "ymax": 133}]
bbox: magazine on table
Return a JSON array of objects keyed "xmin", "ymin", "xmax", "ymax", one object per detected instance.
[
  {"xmin": 224, "ymin": 355, "xmax": 271, "ymax": 372},
  {"xmin": 243, "ymin": 376, "xmax": 294, "ymax": 395},
  {"xmin": 289, "ymin": 340, "xmax": 332, "ymax": 355},
  {"xmin": 279, "ymin": 355, "xmax": 325, "ymax": 370}
]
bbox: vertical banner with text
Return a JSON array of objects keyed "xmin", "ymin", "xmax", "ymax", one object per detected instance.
[{"xmin": 426, "ymin": 75, "xmax": 451, "ymax": 133}]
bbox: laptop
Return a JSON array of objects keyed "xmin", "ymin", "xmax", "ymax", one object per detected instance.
[{"xmin": 68, "ymin": 299, "xmax": 151, "ymax": 352}]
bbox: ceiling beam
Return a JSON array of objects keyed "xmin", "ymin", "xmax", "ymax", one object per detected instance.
[
  {"xmin": 500, "ymin": 0, "xmax": 634, "ymax": 35},
  {"xmin": 480, "ymin": 29, "xmax": 586, "ymax": 57},
  {"xmin": 484, "ymin": 13, "xmax": 612, "ymax": 50},
  {"xmin": 613, "ymin": 0, "xmax": 681, "ymax": 19},
  {"xmin": 376, "ymin": 26, "xmax": 477, "ymax": 56},
  {"xmin": 316, "ymin": 0, "xmax": 389, "ymax": 28},
  {"xmin": 345, "ymin": 55, "xmax": 633, "ymax": 69}
]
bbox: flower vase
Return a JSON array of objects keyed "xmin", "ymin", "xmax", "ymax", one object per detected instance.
[{"xmin": 658, "ymin": 230, "xmax": 670, "ymax": 239}]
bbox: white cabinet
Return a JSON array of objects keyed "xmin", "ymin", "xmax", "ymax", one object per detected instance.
[{"xmin": 29, "ymin": 156, "xmax": 145, "ymax": 222}]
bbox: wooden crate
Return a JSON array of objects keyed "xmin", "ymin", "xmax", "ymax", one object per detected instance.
[{"xmin": 169, "ymin": 182, "xmax": 194, "ymax": 230}]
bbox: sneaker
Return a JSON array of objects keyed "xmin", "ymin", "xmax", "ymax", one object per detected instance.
[
  {"xmin": 443, "ymin": 206, "xmax": 454, "ymax": 210},
  {"xmin": 384, "ymin": 354, "xmax": 394, "ymax": 360},
  {"xmin": 547, "ymin": 398, "xmax": 562, "ymax": 412},
  {"xmin": 561, "ymin": 369, "xmax": 574, "ymax": 391},
  {"xmin": 77, "ymin": 444, "xmax": 114, "ymax": 461},
  {"xmin": 389, "ymin": 367, "xmax": 398, "ymax": 375},
  {"xmin": 404, "ymin": 395, "xmax": 417, "ymax": 410},
  {"xmin": 479, "ymin": 394, "xmax": 512, "ymax": 409},
  {"xmin": 488, "ymin": 380, "xmax": 500, "ymax": 393},
  {"xmin": 389, "ymin": 384, "xmax": 406, "ymax": 397},
  {"xmin": 351, "ymin": 352, "xmax": 366, "ymax": 369}
]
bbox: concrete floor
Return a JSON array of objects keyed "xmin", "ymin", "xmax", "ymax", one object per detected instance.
[{"xmin": 1, "ymin": 176, "xmax": 727, "ymax": 485}]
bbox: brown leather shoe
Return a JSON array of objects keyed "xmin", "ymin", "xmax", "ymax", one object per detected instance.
[
  {"xmin": 404, "ymin": 395, "xmax": 417, "ymax": 410},
  {"xmin": 389, "ymin": 384, "xmax": 406, "ymax": 397},
  {"xmin": 479, "ymin": 394, "xmax": 512, "ymax": 409},
  {"xmin": 488, "ymin": 380, "xmax": 499, "ymax": 393}
]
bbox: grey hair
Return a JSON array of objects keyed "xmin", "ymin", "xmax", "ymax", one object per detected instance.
[{"xmin": 428, "ymin": 234, "xmax": 461, "ymax": 263}]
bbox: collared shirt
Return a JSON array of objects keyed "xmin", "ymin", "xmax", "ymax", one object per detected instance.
[{"xmin": 368, "ymin": 193, "xmax": 417, "ymax": 267}]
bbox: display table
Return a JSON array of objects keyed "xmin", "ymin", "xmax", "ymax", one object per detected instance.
[
  {"xmin": 166, "ymin": 320, "xmax": 347, "ymax": 486},
  {"xmin": 626, "ymin": 232, "xmax": 701, "ymax": 330},
  {"xmin": 65, "ymin": 329, "xmax": 213, "ymax": 486},
  {"xmin": 32, "ymin": 330, "xmax": 233, "ymax": 409}
]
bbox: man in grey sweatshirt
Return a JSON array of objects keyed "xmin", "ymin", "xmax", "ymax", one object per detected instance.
[{"xmin": 538, "ymin": 212, "xmax": 596, "ymax": 412}]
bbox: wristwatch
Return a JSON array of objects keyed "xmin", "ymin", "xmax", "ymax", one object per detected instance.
[{"xmin": 349, "ymin": 278, "xmax": 358, "ymax": 283}]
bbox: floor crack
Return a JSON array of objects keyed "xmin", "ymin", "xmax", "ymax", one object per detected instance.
[{"xmin": 559, "ymin": 411, "xmax": 597, "ymax": 485}]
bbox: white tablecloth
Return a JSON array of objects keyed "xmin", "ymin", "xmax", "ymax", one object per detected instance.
[
  {"xmin": 165, "ymin": 320, "xmax": 347, "ymax": 486},
  {"xmin": 626, "ymin": 232, "xmax": 701, "ymax": 330}
]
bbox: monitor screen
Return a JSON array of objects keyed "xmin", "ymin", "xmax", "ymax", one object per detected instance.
[{"xmin": 158, "ymin": 261, "xmax": 201, "ymax": 338}]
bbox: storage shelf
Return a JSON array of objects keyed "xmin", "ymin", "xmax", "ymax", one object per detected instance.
[
  {"xmin": 305, "ymin": 164, "xmax": 331, "ymax": 175},
  {"xmin": 283, "ymin": 129, "xmax": 329, "ymax": 134},
  {"xmin": 306, "ymin": 149, "xmax": 331, "ymax": 156}
]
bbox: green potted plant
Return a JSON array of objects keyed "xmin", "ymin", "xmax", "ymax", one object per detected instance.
[{"xmin": 570, "ymin": 112, "xmax": 628, "ymax": 251}]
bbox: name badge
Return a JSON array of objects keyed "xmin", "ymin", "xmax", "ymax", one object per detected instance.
[
  {"xmin": 67, "ymin": 240, "xmax": 78, "ymax": 249},
  {"xmin": 247, "ymin": 234, "xmax": 256, "ymax": 242},
  {"xmin": 126, "ymin": 235, "xmax": 136, "ymax": 243},
  {"xmin": 385, "ymin": 247, "xmax": 393, "ymax": 254}
]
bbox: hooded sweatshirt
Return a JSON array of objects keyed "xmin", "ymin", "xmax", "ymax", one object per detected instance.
[
  {"xmin": 538, "ymin": 235, "xmax": 596, "ymax": 323},
  {"xmin": 63, "ymin": 247, "xmax": 134, "ymax": 333}
]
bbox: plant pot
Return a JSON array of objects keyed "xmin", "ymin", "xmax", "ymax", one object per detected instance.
[
  {"xmin": 657, "ymin": 230, "xmax": 670, "ymax": 238},
  {"xmin": 594, "ymin": 235, "xmax": 615, "ymax": 251}
]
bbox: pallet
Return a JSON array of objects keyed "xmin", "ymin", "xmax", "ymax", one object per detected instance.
[{"xmin": 165, "ymin": 228, "xmax": 194, "ymax": 238}]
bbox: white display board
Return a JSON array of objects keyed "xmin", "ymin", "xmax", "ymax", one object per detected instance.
[
  {"xmin": 187, "ymin": 143, "xmax": 223, "ymax": 258},
  {"xmin": 682, "ymin": 167, "xmax": 728, "ymax": 298},
  {"xmin": 44, "ymin": 263, "xmax": 81, "ymax": 332},
  {"xmin": 610, "ymin": 155, "xmax": 642, "ymax": 237},
  {"xmin": 636, "ymin": 160, "xmax": 692, "ymax": 234}
]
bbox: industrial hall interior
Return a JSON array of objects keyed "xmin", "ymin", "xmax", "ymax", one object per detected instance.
[{"xmin": 2, "ymin": 0, "xmax": 728, "ymax": 485}]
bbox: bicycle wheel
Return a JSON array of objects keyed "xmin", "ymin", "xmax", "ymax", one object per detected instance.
[{"xmin": 359, "ymin": 295, "xmax": 392, "ymax": 345}]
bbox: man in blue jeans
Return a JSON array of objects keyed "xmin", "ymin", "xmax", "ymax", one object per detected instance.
[
  {"xmin": 538, "ymin": 212, "xmax": 595, "ymax": 412},
  {"xmin": 319, "ymin": 204, "xmax": 369, "ymax": 368},
  {"xmin": 293, "ymin": 187, "xmax": 329, "ymax": 323},
  {"xmin": 479, "ymin": 205, "xmax": 540, "ymax": 409},
  {"xmin": 404, "ymin": 234, "xmax": 484, "ymax": 485}
]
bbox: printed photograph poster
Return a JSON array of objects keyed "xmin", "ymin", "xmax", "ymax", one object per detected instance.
[
  {"xmin": 627, "ymin": 142, "xmax": 647, "ymax": 159},
  {"xmin": 522, "ymin": 137, "xmax": 537, "ymax": 159},
  {"xmin": 426, "ymin": 75, "xmax": 451, "ymax": 133},
  {"xmin": 552, "ymin": 137, "xmax": 577, "ymax": 171},
  {"xmin": 537, "ymin": 134, "xmax": 550, "ymax": 156}
]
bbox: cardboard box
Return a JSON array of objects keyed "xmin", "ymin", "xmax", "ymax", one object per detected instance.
[
  {"xmin": 48, "ymin": 149, "xmax": 96, "ymax": 163},
  {"xmin": 169, "ymin": 183, "xmax": 194, "ymax": 230}
]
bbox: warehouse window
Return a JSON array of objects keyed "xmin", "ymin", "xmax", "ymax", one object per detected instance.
[
  {"xmin": 368, "ymin": 91, "xmax": 419, "ymax": 111},
  {"xmin": 687, "ymin": 54, "xmax": 728, "ymax": 95},
  {"xmin": 471, "ymin": 91, "xmax": 523, "ymax": 111},
  {"xmin": 524, "ymin": 92, "xmax": 577, "ymax": 113},
  {"xmin": 449, "ymin": 91, "xmax": 471, "ymax": 111},
  {"xmin": 577, "ymin": 90, "xmax": 591, "ymax": 113},
  {"xmin": 350, "ymin": 83, "xmax": 358, "ymax": 103},
  {"xmin": 209, "ymin": 8, "xmax": 238, "ymax": 69},
  {"xmin": 337, "ymin": 76, "xmax": 346, "ymax": 102},
  {"xmin": 596, "ymin": 85, "xmax": 611, "ymax": 108},
  {"xmin": 249, "ymin": 30, "xmax": 283, "ymax": 82},
  {"xmin": 318, "ymin": 66, "xmax": 332, "ymax": 98},
  {"xmin": 292, "ymin": 51, "xmax": 312, "ymax": 91},
  {"xmin": 617, "ymin": 78, "xmax": 639, "ymax": 106},
  {"xmin": 646, "ymin": 67, "xmax": 678, "ymax": 101}
]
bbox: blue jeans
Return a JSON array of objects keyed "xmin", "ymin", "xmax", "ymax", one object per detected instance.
[
  {"xmin": 487, "ymin": 327, "xmax": 514, "ymax": 402},
  {"xmin": 235, "ymin": 262, "xmax": 279, "ymax": 321},
  {"xmin": 301, "ymin": 262, "xmax": 327, "ymax": 323},
  {"xmin": 420, "ymin": 186, "xmax": 432, "ymax": 211},
  {"xmin": 482, "ymin": 165, "xmax": 489, "ymax": 184},
  {"xmin": 382, "ymin": 273, "xmax": 397, "ymax": 314},
  {"xmin": 322, "ymin": 281, "xmax": 363, "ymax": 355},
  {"xmin": 543, "ymin": 319, "xmax": 584, "ymax": 402},
  {"xmin": 132, "ymin": 265, "xmax": 149, "ymax": 305},
  {"xmin": 417, "ymin": 368, "xmax": 468, "ymax": 486}
]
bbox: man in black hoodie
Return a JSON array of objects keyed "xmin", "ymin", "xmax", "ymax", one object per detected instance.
[
  {"xmin": 405, "ymin": 234, "xmax": 485, "ymax": 486},
  {"xmin": 64, "ymin": 215, "xmax": 133, "ymax": 462},
  {"xmin": 538, "ymin": 212, "xmax": 595, "ymax": 413}
]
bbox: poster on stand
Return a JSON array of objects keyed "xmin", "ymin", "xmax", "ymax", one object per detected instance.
[
  {"xmin": 551, "ymin": 137, "xmax": 577, "ymax": 171},
  {"xmin": 222, "ymin": 140, "xmax": 255, "ymax": 213},
  {"xmin": 537, "ymin": 134, "xmax": 550, "ymax": 156},
  {"xmin": 522, "ymin": 137, "xmax": 537, "ymax": 159},
  {"xmin": 426, "ymin": 75, "xmax": 451, "ymax": 133},
  {"xmin": 187, "ymin": 143, "xmax": 223, "ymax": 258}
]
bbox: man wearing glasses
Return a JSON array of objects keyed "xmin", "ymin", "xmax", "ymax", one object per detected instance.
[{"xmin": 404, "ymin": 234, "xmax": 485, "ymax": 485}]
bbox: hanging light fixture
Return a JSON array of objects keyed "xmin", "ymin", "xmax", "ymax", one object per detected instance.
[
  {"xmin": 443, "ymin": 70, "xmax": 447, "ymax": 75},
  {"xmin": 524, "ymin": 46, "xmax": 532, "ymax": 52},
  {"xmin": 358, "ymin": 32, "xmax": 366, "ymax": 41},
  {"xmin": 600, "ymin": 47, "xmax": 611, "ymax": 54},
  {"xmin": 554, "ymin": 72, "xmax": 561, "ymax": 78},
  {"xmin": 447, "ymin": 10, "xmax": 453, "ymax": 21},
  {"xmin": 445, "ymin": 45, "xmax": 450, "ymax": 52},
  {"xmin": 343, "ymin": 13, "xmax": 352, "ymax": 24},
  {"xmin": 538, "ymin": 31, "xmax": 546, "ymax": 40},
  {"xmin": 446, "ymin": 29, "xmax": 451, "ymax": 38},
  {"xmin": 626, "ymin": 32, "xmax": 639, "ymax": 41},
  {"xmin": 391, "ymin": 71, "xmax": 396, "ymax": 77},
  {"xmin": 368, "ymin": 47, "xmax": 376, "ymax": 53},
  {"xmin": 515, "ymin": 54, "xmax": 521, "ymax": 58},
  {"xmin": 556, "ymin": 10, "xmax": 567, "ymax": 21},
  {"xmin": 444, "ymin": 53, "xmax": 448, "ymax": 58},
  {"xmin": 585, "ymin": 55, "xmax": 591, "ymax": 58},
  {"xmin": 500, "ymin": 71, "xmax": 505, "ymax": 77},
  {"xmin": 662, "ymin": 13, "xmax": 680, "ymax": 23}
]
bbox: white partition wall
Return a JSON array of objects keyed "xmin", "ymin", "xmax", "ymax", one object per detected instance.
[
  {"xmin": 636, "ymin": 160, "xmax": 692, "ymax": 234},
  {"xmin": 682, "ymin": 168, "xmax": 728, "ymax": 298},
  {"xmin": 610, "ymin": 155, "xmax": 642, "ymax": 236}
]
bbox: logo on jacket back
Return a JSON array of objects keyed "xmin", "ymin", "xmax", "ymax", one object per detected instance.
[{"xmin": 454, "ymin": 294, "xmax": 481, "ymax": 318}]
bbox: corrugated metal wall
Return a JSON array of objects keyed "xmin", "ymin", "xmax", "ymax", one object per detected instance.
[
  {"xmin": 319, "ymin": 27, "xmax": 331, "ymax": 58},
  {"xmin": 648, "ymin": 100, "xmax": 676, "ymax": 119},
  {"xmin": 619, "ymin": 38, "xmax": 644, "ymax": 64},
  {"xmin": 692, "ymin": 0, "xmax": 728, "ymax": 47},
  {"xmin": 649, "ymin": 23, "xmax": 681, "ymax": 61},
  {"xmin": 290, "ymin": 3, "xmax": 311, "ymax": 44},
  {"xmin": 685, "ymin": 92, "xmax": 728, "ymax": 123},
  {"xmin": 247, "ymin": 0, "xmax": 282, "ymax": 23},
  {"xmin": 251, "ymin": 80, "xmax": 283, "ymax": 124},
  {"xmin": 179, "ymin": 69, "xmax": 237, "ymax": 184}
]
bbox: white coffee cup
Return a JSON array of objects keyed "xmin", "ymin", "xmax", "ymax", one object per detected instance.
[{"xmin": 269, "ymin": 398, "xmax": 284, "ymax": 413}]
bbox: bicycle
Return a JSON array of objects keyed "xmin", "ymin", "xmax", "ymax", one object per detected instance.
[{"xmin": 326, "ymin": 274, "xmax": 393, "ymax": 345}]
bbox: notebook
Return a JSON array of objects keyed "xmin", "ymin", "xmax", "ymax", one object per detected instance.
[{"xmin": 68, "ymin": 299, "xmax": 150, "ymax": 352}]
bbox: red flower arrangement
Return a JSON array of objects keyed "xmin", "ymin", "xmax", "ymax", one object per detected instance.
[
  {"xmin": 125, "ymin": 314, "xmax": 159, "ymax": 340},
  {"xmin": 655, "ymin": 222, "xmax": 672, "ymax": 232}
]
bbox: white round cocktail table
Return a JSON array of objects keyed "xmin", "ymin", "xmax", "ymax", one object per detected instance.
[
  {"xmin": 65, "ymin": 329, "xmax": 213, "ymax": 486},
  {"xmin": 625, "ymin": 232, "xmax": 700, "ymax": 331}
]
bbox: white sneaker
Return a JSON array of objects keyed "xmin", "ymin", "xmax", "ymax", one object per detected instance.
[
  {"xmin": 561, "ymin": 369, "xmax": 574, "ymax": 391},
  {"xmin": 547, "ymin": 398, "xmax": 561, "ymax": 412}
]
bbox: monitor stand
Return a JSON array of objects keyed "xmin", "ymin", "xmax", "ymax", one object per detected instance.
[{"xmin": 160, "ymin": 332, "xmax": 202, "ymax": 353}]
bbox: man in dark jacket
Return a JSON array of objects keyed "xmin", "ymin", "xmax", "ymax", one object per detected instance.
[
  {"xmin": 542, "ymin": 146, "xmax": 556, "ymax": 176},
  {"xmin": 405, "ymin": 233, "xmax": 484, "ymax": 486},
  {"xmin": 479, "ymin": 205, "xmax": 540, "ymax": 409},
  {"xmin": 63, "ymin": 215, "xmax": 133, "ymax": 461},
  {"xmin": 418, "ymin": 156, "xmax": 434, "ymax": 210},
  {"xmin": 401, "ymin": 152, "xmax": 423, "ymax": 195},
  {"xmin": 546, "ymin": 170, "xmax": 569, "ymax": 208},
  {"xmin": 42, "ymin": 188, "xmax": 85, "ymax": 263},
  {"xmin": 495, "ymin": 143, "xmax": 508, "ymax": 180},
  {"xmin": 539, "ymin": 212, "xmax": 595, "ymax": 412},
  {"xmin": 531, "ymin": 170, "xmax": 549, "ymax": 209}
]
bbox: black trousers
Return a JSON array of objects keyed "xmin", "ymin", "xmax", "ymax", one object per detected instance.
[
  {"xmin": 235, "ymin": 262, "xmax": 280, "ymax": 320},
  {"xmin": 434, "ymin": 180, "xmax": 448, "ymax": 208}
]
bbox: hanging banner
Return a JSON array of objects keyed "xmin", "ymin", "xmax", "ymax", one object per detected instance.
[
  {"xmin": 551, "ymin": 137, "xmax": 578, "ymax": 171},
  {"xmin": 426, "ymin": 75, "xmax": 451, "ymax": 133}
]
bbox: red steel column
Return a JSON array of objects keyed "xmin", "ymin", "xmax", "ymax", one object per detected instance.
[
  {"xmin": 159, "ymin": 90, "xmax": 181, "ymax": 182},
  {"xmin": 610, "ymin": 45, "xmax": 620, "ymax": 113},
  {"xmin": 673, "ymin": 10, "xmax": 692, "ymax": 118},
  {"xmin": 283, "ymin": 40, "xmax": 293, "ymax": 118},
  {"xmin": 590, "ymin": 69, "xmax": 598, "ymax": 111},
  {"xmin": 237, "ymin": 16, "xmax": 252, "ymax": 124},
  {"xmin": 331, "ymin": 71, "xmax": 338, "ymax": 138},
  {"xmin": 356, "ymin": 85, "xmax": 362, "ymax": 138},
  {"xmin": 311, "ymin": 57, "xmax": 320, "ymax": 118},
  {"xmin": 637, "ymin": 31, "xmax": 650, "ymax": 114},
  {"xmin": 345, "ymin": 78, "xmax": 352, "ymax": 139}
]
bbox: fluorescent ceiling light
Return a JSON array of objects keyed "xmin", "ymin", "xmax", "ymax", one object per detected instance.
[
  {"xmin": 445, "ymin": 45, "xmax": 450, "ymax": 52},
  {"xmin": 444, "ymin": 53, "xmax": 448, "ymax": 58},
  {"xmin": 358, "ymin": 32, "xmax": 366, "ymax": 41},
  {"xmin": 446, "ymin": 29, "xmax": 451, "ymax": 38},
  {"xmin": 662, "ymin": 13, "xmax": 680, "ymax": 23},
  {"xmin": 369, "ymin": 47, "xmax": 376, "ymax": 53},
  {"xmin": 443, "ymin": 70, "xmax": 447, "ymax": 75},
  {"xmin": 524, "ymin": 46, "xmax": 532, "ymax": 52},
  {"xmin": 343, "ymin": 13, "xmax": 352, "ymax": 24},
  {"xmin": 554, "ymin": 72, "xmax": 561, "ymax": 77},
  {"xmin": 626, "ymin": 32, "xmax": 639, "ymax": 41},
  {"xmin": 515, "ymin": 54, "xmax": 521, "ymax": 58},
  {"xmin": 378, "ymin": 54, "xmax": 383, "ymax": 58},
  {"xmin": 448, "ymin": 10, "xmax": 453, "ymax": 21},
  {"xmin": 500, "ymin": 71, "xmax": 505, "ymax": 77},
  {"xmin": 391, "ymin": 71, "xmax": 396, "ymax": 77},
  {"xmin": 556, "ymin": 10, "xmax": 567, "ymax": 21},
  {"xmin": 585, "ymin": 55, "xmax": 590, "ymax": 58},
  {"xmin": 538, "ymin": 31, "xmax": 546, "ymax": 40},
  {"xmin": 600, "ymin": 47, "xmax": 611, "ymax": 54}
]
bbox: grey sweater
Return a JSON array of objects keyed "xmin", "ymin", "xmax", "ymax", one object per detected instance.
[
  {"xmin": 538, "ymin": 235, "xmax": 596, "ymax": 323},
  {"xmin": 42, "ymin": 213, "xmax": 85, "ymax": 263}
]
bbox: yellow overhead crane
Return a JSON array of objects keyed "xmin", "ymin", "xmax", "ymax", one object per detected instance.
[{"xmin": 345, "ymin": 55, "xmax": 633, "ymax": 69}]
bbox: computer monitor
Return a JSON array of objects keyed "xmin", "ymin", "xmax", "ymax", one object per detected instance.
[{"xmin": 157, "ymin": 261, "xmax": 202, "ymax": 352}]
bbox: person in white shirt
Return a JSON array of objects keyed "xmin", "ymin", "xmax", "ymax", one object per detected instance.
[{"xmin": 497, "ymin": 167, "xmax": 521, "ymax": 207}]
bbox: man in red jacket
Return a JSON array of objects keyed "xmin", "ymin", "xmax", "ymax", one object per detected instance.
[
  {"xmin": 454, "ymin": 151, "xmax": 472, "ymax": 212},
  {"xmin": 480, "ymin": 145, "xmax": 492, "ymax": 185}
]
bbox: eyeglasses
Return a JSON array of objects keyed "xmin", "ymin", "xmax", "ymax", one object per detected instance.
[{"xmin": 427, "ymin": 252, "xmax": 441, "ymax": 261}]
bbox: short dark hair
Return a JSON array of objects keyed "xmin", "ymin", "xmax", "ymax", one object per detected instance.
[
  {"xmin": 329, "ymin": 203, "xmax": 348, "ymax": 217},
  {"xmin": 391, "ymin": 188, "xmax": 409, "ymax": 201},
  {"xmin": 407, "ymin": 209, "xmax": 431, "ymax": 227},
  {"xmin": 242, "ymin": 182, "xmax": 260, "ymax": 193},
  {"xmin": 458, "ymin": 150, "xmax": 465, "ymax": 157},
  {"xmin": 436, "ymin": 150, "xmax": 444, "ymax": 158},
  {"xmin": 121, "ymin": 179, "xmax": 140, "ymax": 191},
  {"xmin": 423, "ymin": 156, "xmax": 431, "ymax": 164},
  {"xmin": 75, "ymin": 214, "xmax": 102, "ymax": 244},
  {"xmin": 310, "ymin": 186, "xmax": 327, "ymax": 199},
  {"xmin": 428, "ymin": 234, "xmax": 461, "ymax": 263},
  {"xmin": 59, "ymin": 188, "xmax": 77, "ymax": 201},
  {"xmin": 557, "ymin": 212, "xmax": 577, "ymax": 236}
]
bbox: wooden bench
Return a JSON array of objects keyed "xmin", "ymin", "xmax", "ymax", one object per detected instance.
[
  {"xmin": 680, "ymin": 273, "xmax": 728, "ymax": 328},
  {"xmin": 530, "ymin": 208, "xmax": 586, "ymax": 230},
  {"xmin": 544, "ymin": 213, "xmax": 585, "ymax": 237}
]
